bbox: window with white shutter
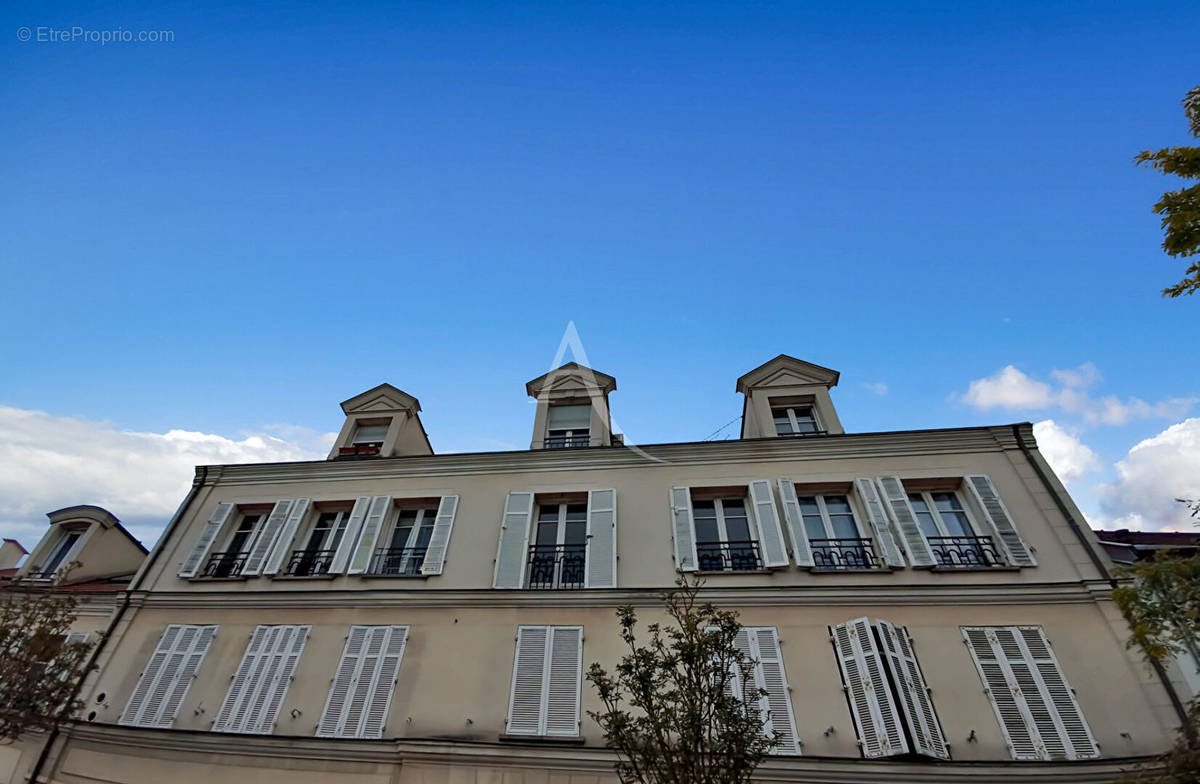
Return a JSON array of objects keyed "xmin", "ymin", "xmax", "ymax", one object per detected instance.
[
  {"xmin": 585, "ymin": 489, "xmax": 617, "ymax": 588},
  {"xmin": 212, "ymin": 625, "xmax": 310, "ymax": 734},
  {"xmin": 120, "ymin": 625, "xmax": 218, "ymax": 728},
  {"xmin": 669, "ymin": 484, "xmax": 786, "ymax": 573},
  {"xmin": 962, "ymin": 626, "xmax": 1097, "ymax": 760},
  {"xmin": 506, "ymin": 625, "xmax": 582, "ymax": 737},
  {"xmin": 317, "ymin": 626, "xmax": 409, "ymax": 739}
]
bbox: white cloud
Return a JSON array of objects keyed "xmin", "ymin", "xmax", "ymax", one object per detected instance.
[
  {"xmin": 0, "ymin": 405, "xmax": 329, "ymax": 551},
  {"xmin": 1097, "ymin": 418, "xmax": 1200, "ymax": 532},
  {"xmin": 961, "ymin": 364, "xmax": 1197, "ymax": 426},
  {"xmin": 1032, "ymin": 420, "xmax": 1099, "ymax": 483},
  {"xmin": 862, "ymin": 382, "xmax": 889, "ymax": 396}
]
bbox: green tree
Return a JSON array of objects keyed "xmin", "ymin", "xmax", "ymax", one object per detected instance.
[
  {"xmin": 0, "ymin": 579, "xmax": 91, "ymax": 740},
  {"xmin": 1135, "ymin": 86, "xmax": 1200, "ymax": 297},
  {"xmin": 586, "ymin": 577, "xmax": 776, "ymax": 784}
]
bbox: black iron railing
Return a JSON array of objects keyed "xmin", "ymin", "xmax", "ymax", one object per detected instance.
[
  {"xmin": 544, "ymin": 434, "xmax": 591, "ymax": 449},
  {"xmin": 526, "ymin": 544, "xmax": 587, "ymax": 589},
  {"xmin": 367, "ymin": 546, "xmax": 427, "ymax": 576},
  {"xmin": 284, "ymin": 548, "xmax": 336, "ymax": 577},
  {"xmin": 778, "ymin": 429, "xmax": 828, "ymax": 438},
  {"xmin": 336, "ymin": 443, "xmax": 382, "ymax": 458},
  {"xmin": 927, "ymin": 535, "xmax": 1003, "ymax": 568},
  {"xmin": 810, "ymin": 537, "xmax": 882, "ymax": 570},
  {"xmin": 697, "ymin": 540, "xmax": 763, "ymax": 572},
  {"xmin": 201, "ymin": 551, "xmax": 248, "ymax": 578}
]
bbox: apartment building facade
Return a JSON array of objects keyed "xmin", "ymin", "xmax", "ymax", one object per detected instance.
[{"xmin": 10, "ymin": 355, "xmax": 1181, "ymax": 783}]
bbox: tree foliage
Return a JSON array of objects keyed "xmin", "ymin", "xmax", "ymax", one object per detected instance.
[
  {"xmin": 586, "ymin": 576, "xmax": 776, "ymax": 784},
  {"xmin": 1135, "ymin": 86, "xmax": 1200, "ymax": 297},
  {"xmin": 0, "ymin": 579, "xmax": 91, "ymax": 740}
]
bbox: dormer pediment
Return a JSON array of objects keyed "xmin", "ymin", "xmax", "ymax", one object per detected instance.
[
  {"xmin": 526, "ymin": 362, "xmax": 617, "ymax": 398},
  {"xmin": 736, "ymin": 355, "xmax": 840, "ymax": 394},
  {"xmin": 340, "ymin": 383, "xmax": 421, "ymax": 415},
  {"xmin": 330, "ymin": 384, "xmax": 432, "ymax": 459}
]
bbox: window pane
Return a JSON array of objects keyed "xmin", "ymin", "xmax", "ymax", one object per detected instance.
[
  {"xmin": 536, "ymin": 521, "xmax": 559, "ymax": 547},
  {"xmin": 803, "ymin": 516, "xmax": 827, "ymax": 542},
  {"xmin": 797, "ymin": 496, "xmax": 820, "ymax": 514},
  {"xmin": 792, "ymin": 407, "xmax": 818, "ymax": 431},
  {"xmin": 389, "ymin": 525, "xmax": 414, "ymax": 549},
  {"xmin": 830, "ymin": 513, "xmax": 859, "ymax": 539},
  {"xmin": 824, "ymin": 495, "xmax": 852, "ymax": 515},
  {"xmin": 537, "ymin": 506, "xmax": 559, "ymax": 522},
  {"xmin": 932, "ymin": 492, "xmax": 964, "ymax": 513},
  {"xmin": 692, "ymin": 499, "xmax": 716, "ymax": 518},
  {"xmin": 352, "ymin": 424, "xmax": 388, "ymax": 444},
  {"xmin": 694, "ymin": 518, "xmax": 720, "ymax": 544},
  {"xmin": 564, "ymin": 520, "xmax": 587, "ymax": 547},
  {"xmin": 548, "ymin": 405, "xmax": 591, "ymax": 429},
  {"xmin": 723, "ymin": 514, "xmax": 751, "ymax": 542},
  {"xmin": 565, "ymin": 504, "xmax": 587, "ymax": 521}
]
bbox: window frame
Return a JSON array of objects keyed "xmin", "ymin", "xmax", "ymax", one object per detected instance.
[
  {"xmin": 771, "ymin": 404, "xmax": 821, "ymax": 436},
  {"xmin": 526, "ymin": 501, "xmax": 588, "ymax": 589},
  {"xmin": 34, "ymin": 528, "xmax": 85, "ymax": 578},
  {"xmin": 907, "ymin": 489, "xmax": 979, "ymax": 538},
  {"xmin": 692, "ymin": 494, "xmax": 763, "ymax": 572}
]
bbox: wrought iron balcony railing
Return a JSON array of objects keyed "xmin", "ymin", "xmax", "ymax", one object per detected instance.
[
  {"xmin": 810, "ymin": 537, "xmax": 883, "ymax": 571},
  {"xmin": 526, "ymin": 544, "xmax": 586, "ymax": 589},
  {"xmin": 778, "ymin": 429, "xmax": 829, "ymax": 438},
  {"xmin": 200, "ymin": 551, "xmax": 248, "ymax": 579},
  {"xmin": 543, "ymin": 434, "xmax": 592, "ymax": 449},
  {"xmin": 367, "ymin": 546, "xmax": 427, "ymax": 576},
  {"xmin": 696, "ymin": 540, "xmax": 763, "ymax": 572},
  {"xmin": 284, "ymin": 548, "xmax": 336, "ymax": 577},
  {"xmin": 927, "ymin": 535, "xmax": 1004, "ymax": 568}
]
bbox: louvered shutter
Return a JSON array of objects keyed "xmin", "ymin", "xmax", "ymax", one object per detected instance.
[
  {"xmin": 254, "ymin": 624, "xmax": 309, "ymax": 733},
  {"xmin": 585, "ymin": 489, "xmax": 617, "ymax": 588},
  {"xmin": 362, "ymin": 626, "xmax": 408, "ymax": 738},
  {"xmin": 964, "ymin": 476, "xmax": 1036, "ymax": 567},
  {"xmin": 213, "ymin": 625, "xmax": 309, "ymax": 734},
  {"xmin": 776, "ymin": 479, "xmax": 814, "ymax": 567},
  {"xmin": 669, "ymin": 487, "xmax": 698, "ymax": 572},
  {"xmin": 329, "ymin": 497, "xmax": 370, "ymax": 574},
  {"xmin": 348, "ymin": 496, "xmax": 393, "ymax": 575},
  {"xmin": 753, "ymin": 628, "xmax": 801, "ymax": 754},
  {"xmin": 831, "ymin": 618, "xmax": 908, "ymax": 758},
  {"xmin": 1017, "ymin": 627, "xmax": 1097, "ymax": 758},
  {"xmin": 545, "ymin": 626, "xmax": 583, "ymax": 737},
  {"xmin": 872, "ymin": 477, "xmax": 932, "ymax": 567},
  {"xmin": 875, "ymin": 621, "xmax": 948, "ymax": 759},
  {"xmin": 421, "ymin": 495, "xmax": 459, "ymax": 575},
  {"xmin": 749, "ymin": 480, "xmax": 789, "ymax": 568},
  {"xmin": 507, "ymin": 626, "xmax": 549, "ymax": 734},
  {"xmin": 213, "ymin": 626, "xmax": 272, "ymax": 732},
  {"xmin": 493, "ymin": 492, "xmax": 534, "ymax": 589},
  {"xmin": 242, "ymin": 500, "xmax": 294, "ymax": 576},
  {"xmin": 179, "ymin": 503, "xmax": 234, "ymax": 578},
  {"xmin": 727, "ymin": 628, "xmax": 752, "ymax": 704},
  {"xmin": 317, "ymin": 626, "xmax": 368, "ymax": 737},
  {"xmin": 962, "ymin": 627, "xmax": 1038, "ymax": 759},
  {"xmin": 263, "ymin": 498, "xmax": 311, "ymax": 575},
  {"xmin": 120, "ymin": 625, "xmax": 217, "ymax": 728}
]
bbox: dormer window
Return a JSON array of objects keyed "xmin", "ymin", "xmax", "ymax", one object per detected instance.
[
  {"xmin": 772, "ymin": 404, "xmax": 821, "ymax": 436},
  {"xmin": 545, "ymin": 405, "xmax": 591, "ymax": 449},
  {"xmin": 31, "ymin": 527, "xmax": 85, "ymax": 580},
  {"xmin": 339, "ymin": 421, "xmax": 390, "ymax": 457}
]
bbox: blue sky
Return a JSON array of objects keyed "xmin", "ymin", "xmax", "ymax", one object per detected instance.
[{"xmin": 2, "ymin": 0, "xmax": 1198, "ymax": 547}]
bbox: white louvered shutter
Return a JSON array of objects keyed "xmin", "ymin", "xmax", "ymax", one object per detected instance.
[
  {"xmin": 962, "ymin": 627, "xmax": 1096, "ymax": 760},
  {"xmin": 242, "ymin": 500, "xmax": 294, "ymax": 576},
  {"xmin": 507, "ymin": 626, "xmax": 549, "ymax": 734},
  {"xmin": 545, "ymin": 626, "xmax": 583, "ymax": 737},
  {"xmin": 669, "ymin": 487, "xmax": 698, "ymax": 572},
  {"xmin": 120, "ymin": 625, "xmax": 217, "ymax": 728},
  {"xmin": 776, "ymin": 479, "xmax": 814, "ymax": 568},
  {"xmin": 348, "ymin": 496, "xmax": 393, "ymax": 575},
  {"xmin": 875, "ymin": 621, "xmax": 948, "ymax": 759},
  {"xmin": 831, "ymin": 618, "xmax": 908, "ymax": 758},
  {"xmin": 585, "ymin": 489, "xmax": 617, "ymax": 588},
  {"xmin": 493, "ymin": 492, "xmax": 534, "ymax": 589},
  {"xmin": 362, "ymin": 626, "xmax": 408, "ymax": 738},
  {"xmin": 254, "ymin": 624, "xmax": 309, "ymax": 733},
  {"xmin": 749, "ymin": 480, "xmax": 789, "ymax": 568},
  {"xmin": 317, "ymin": 626, "xmax": 368, "ymax": 737},
  {"xmin": 213, "ymin": 625, "xmax": 309, "ymax": 734},
  {"xmin": 213, "ymin": 626, "xmax": 270, "ymax": 732},
  {"xmin": 752, "ymin": 628, "xmax": 801, "ymax": 755},
  {"xmin": 342, "ymin": 626, "xmax": 385, "ymax": 738},
  {"xmin": 321, "ymin": 626, "xmax": 408, "ymax": 739},
  {"xmin": 964, "ymin": 476, "xmax": 1036, "ymax": 567},
  {"xmin": 263, "ymin": 498, "xmax": 311, "ymax": 575},
  {"xmin": 179, "ymin": 503, "xmax": 234, "ymax": 578},
  {"xmin": 872, "ymin": 477, "xmax": 932, "ymax": 567},
  {"xmin": 421, "ymin": 495, "xmax": 459, "ymax": 575},
  {"xmin": 329, "ymin": 497, "xmax": 370, "ymax": 574}
]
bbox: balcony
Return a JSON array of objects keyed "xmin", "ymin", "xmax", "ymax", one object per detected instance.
[
  {"xmin": 778, "ymin": 430, "xmax": 829, "ymax": 438},
  {"xmin": 526, "ymin": 544, "xmax": 586, "ymax": 589},
  {"xmin": 811, "ymin": 537, "xmax": 884, "ymax": 571},
  {"xmin": 200, "ymin": 551, "xmax": 248, "ymax": 579},
  {"xmin": 283, "ymin": 549, "xmax": 336, "ymax": 577},
  {"xmin": 697, "ymin": 540, "xmax": 763, "ymax": 573},
  {"xmin": 336, "ymin": 443, "xmax": 382, "ymax": 459},
  {"xmin": 366, "ymin": 547, "xmax": 427, "ymax": 576},
  {"xmin": 543, "ymin": 434, "xmax": 591, "ymax": 449},
  {"xmin": 927, "ymin": 535, "xmax": 1004, "ymax": 568}
]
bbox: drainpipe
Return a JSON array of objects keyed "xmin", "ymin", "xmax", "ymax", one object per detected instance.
[{"xmin": 28, "ymin": 467, "xmax": 209, "ymax": 783}]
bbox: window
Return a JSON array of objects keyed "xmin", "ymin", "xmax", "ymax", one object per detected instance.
[
  {"xmin": 284, "ymin": 508, "xmax": 352, "ymax": 577},
  {"xmin": 527, "ymin": 502, "xmax": 587, "ymax": 589},
  {"xmin": 212, "ymin": 625, "xmax": 311, "ymax": 734},
  {"xmin": 33, "ymin": 529, "xmax": 84, "ymax": 579},
  {"xmin": 546, "ymin": 404, "xmax": 590, "ymax": 448},
  {"xmin": 693, "ymin": 497, "xmax": 761, "ymax": 572},
  {"xmin": 831, "ymin": 618, "xmax": 949, "ymax": 759},
  {"xmin": 201, "ymin": 512, "xmax": 262, "ymax": 578},
  {"xmin": 772, "ymin": 405, "xmax": 820, "ymax": 436},
  {"xmin": 506, "ymin": 626, "xmax": 582, "ymax": 737},
  {"xmin": 317, "ymin": 626, "xmax": 409, "ymax": 739},
  {"xmin": 368, "ymin": 505, "xmax": 438, "ymax": 576},
  {"xmin": 120, "ymin": 625, "xmax": 218, "ymax": 729},
  {"xmin": 962, "ymin": 626, "xmax": 1098, "ymax": 760},
  {"xmin": 352, "ymin": 423, "xmax": 388, "ymax": 447},
  {"xmin": 796, "ymin": 494, "xmax": 882, "ymax": 570},
  {"xmin": 908, "ymin": 490, "xmax": 1002, "ymax": 568}
]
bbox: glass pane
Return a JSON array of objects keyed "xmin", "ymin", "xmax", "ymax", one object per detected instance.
[
  {"xmin": 536, "ymin": 506, "xmax": 559, "ymax": 522},
  {"xmin": 723, "ymin": 514, "xmax": 751, "ymax": 542},
  {"xmin": 694, "ymin": 517, "xmax": 720, "ymax": 544},
  {"xmin": 830, "ymin": 513, "xmax": 859, "ymax": 540},
  {"xmin": 564, "ymin": 520, "xmax": 587, "ymax": 546},
  {"xmin": 352, "ymin": 424, "xmax": 388, "ymax": 444},
  {"xmin": 565, "ymin": 504, "xmax": 587, "ymax": 521},
  {"xmin": 390, "ymin": 525, "xmax": 414, "ymax": 549},
  {"xmin": 907, "ymin": 494, "xmax": 929, "ymax": 513},
  {"xmin": 536, "ymin": 521, "xmax": 559, "ymax": 546},
  {"xmin": 792, "ymin": 408, "xmax": 818, "ymax": 431},
  {"xmin": 548, "ymin": 404, "xmax": 591, "ymax": 429},
  {"xmin": 940, "ymin": 510, "xmax": 973, "ymax": 537},
  {"xmin": 824, "ymin": 495, "xmax": 852, "ymax": 515},
  {"xmin": 932, "ymin": 492, "xmax": 964, "ymax": 513},
  {"xmin": 413, "ymin": 525, "xmax": 434, "ymax": 549},
  {"xmin": 803, "ymin": 516, "xmax": 827, "ymax": 542},
  {"xmin": 722, "ymin": 499, "xmax": 746, "ymax": 515},
  {"xmin": 692, "ymin": 499, "xmax": 716, "ymax": 519},
  {"xmin": 797, "ymin": 496, "xmax": 820, "ymax": 514}
]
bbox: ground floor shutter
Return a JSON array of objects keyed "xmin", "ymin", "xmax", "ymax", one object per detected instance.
[
  {"xmin": 507, "ymin": 625, "xmax": 582, "ymax": 737},
  {"xmin": 751, "ymin": 627, "xmax": 801, "ymax": 754},
  {"xmin": 507, "ymin": 626, "xmax": 549, "ymax": 734},
  {"xmin": 831, "ymin": 617, "xmax": 908, "ymax": 758},
  {"xmin": 212, "ymin": 625, "xmax": 310, "ymax": 734},
  {"xmin": 120, "ymin": 625, "xmax": 218, "ymax": 728},
  {"xmin": 179, "ymin": 503, "xmax": 233, "ymax": 578},
  {"xmin": 421, "ymin": 495, "xmax": 459, "ymax": 575},
  {"xmin": 875, "ymin": 621, "xmax": 948, "ymax": 759},
  {"xmin": 545, "ymin": 626, "xmax": 583, "ymax": 737},
  {"xmin": 585, "ymin": 489, "xmax": 617, "ymax": 588},
  {"xmin": 317, "ymin": 626, "xmax": 409, "ymax": 739}
]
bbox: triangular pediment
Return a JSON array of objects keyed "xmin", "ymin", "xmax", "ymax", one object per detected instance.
[
  {"xmin": 526, "ymin": 362, "xmax": 617, "ymax": 397},
  {"xmin": 340, "ymin": 383, "xmax": 422, "ymax": 414},
  {"xmin": 736, "ymin": 355, "xmax": 840, "ymax": 393}
]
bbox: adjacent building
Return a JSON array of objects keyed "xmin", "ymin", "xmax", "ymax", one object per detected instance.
[{"xmin": 6, "ymin": 356, "xmax": 1182, "ymax": 783}]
